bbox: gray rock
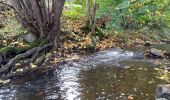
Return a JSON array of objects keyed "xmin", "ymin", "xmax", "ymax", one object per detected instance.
[
  {"xmin": 156, "ymin": 84, "xmax": 170, "ymax": 100},
  {"xmin": 150, "ymin": 48, "xmax": 164, "ymax": 57},
  {"xmin": 20, "ymin": 33, "xmax": 37, "ymax": 43}
]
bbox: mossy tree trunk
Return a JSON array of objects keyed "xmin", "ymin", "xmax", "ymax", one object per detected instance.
[{"xmin": 0, "ymin": 0, "xmax": 65, "ymax": 78}]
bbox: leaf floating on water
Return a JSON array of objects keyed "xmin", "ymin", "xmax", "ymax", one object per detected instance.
[
  {"xmin": 133, "ymin": 88, "xmax": 137, "ymax": 92},
  {"xmin": 0, "ymin": 79, "xmax": 10, "ymax": 84},
  {"xmin": 139, "ymin": 68, "xmax": 143, "ymax": 70},
  {"xmin": 154, "ymin": 68, "xmax": 160, "ymax": 71},
  {"xmin": 121, "ymin": 93, "xmax": 125, "ymax": 96},
  {"xmin": 114, "ymin": 75, "xmax": 117, "ymax": 78},
  {"xmin": 124, "ymin": 65, "xmax": 130, "ymax": 69},
  {"xmin": 30, "ymin": 63, "xmax": 37, "ymax": 68},
  {"xmin": 128, "ymin": 95, "xmax": 134, "ymax": 100},
  {"xmin": 101, "ymin": 92, "xmax": 105, "ymax": 95},
  {"xmin": 144, "ymin": 68, "xmax": 148, "ymax": 71},
  {"xmin": 16, "ymin": 68, "xmax": 23, "ymax": 72},
  {"xmin": 15, "ymin": 63, "xmax": 21, "ymax": 66},
  {"xmin": 148, "ymin": 80, "xmax": 154, "ymax": 84},
  {"xmin": 156, "ymin": 74, "xmax": 169, "ymax": 82}
]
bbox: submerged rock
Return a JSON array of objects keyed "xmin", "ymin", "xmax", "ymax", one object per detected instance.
[{"xmin": 156, "ymin": 85, "xmax": 170, "ymax": 100}]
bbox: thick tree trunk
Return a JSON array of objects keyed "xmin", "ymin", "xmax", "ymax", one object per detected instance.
[
  {"xmin": 9, "ymin": 0, "xmax": 65, "ymax": 41},
  {"xmin": 0, "ymin": 0, "xmax": 65, "ymax": 78},
  {"xmin": 49, "ymin": 0, "xmax": 65, "ymax": 49}
]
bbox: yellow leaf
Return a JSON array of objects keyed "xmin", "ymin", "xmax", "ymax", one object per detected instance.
[
  {"xmin": 128, "ymin": 95, "xmax": 134, "ymax": 100},
  {"xmin": 16, "ymin": 68, "xmax": 23, "ymax": 72},
  {"xmin": 30, "ymin": 63, "xmax": 37, "ymax": 68}
]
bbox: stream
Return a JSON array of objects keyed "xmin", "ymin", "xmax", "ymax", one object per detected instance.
[{"xmin": 0, "ymin": 44, "xmax": 170, "ymax": 100}]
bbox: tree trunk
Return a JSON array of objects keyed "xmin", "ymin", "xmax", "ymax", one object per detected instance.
[
  {"xmin": 91, "ymin": 0, "xmax": 97, "ymax": 34},
  {"xmin": 0, "ymin": 0, "xmax": 65, "ymax": 77},
  {"xmin": 9, "ymin": 0, "xmax": 65, "ymax": 41},
  {"xmin": 86, "ymin": 0, "xmax": 91, "ymax": 25}
]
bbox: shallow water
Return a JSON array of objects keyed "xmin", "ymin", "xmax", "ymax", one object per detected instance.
[{"xmin": 0, "ymin": 47, "xmax": 169, "ymax": 100}]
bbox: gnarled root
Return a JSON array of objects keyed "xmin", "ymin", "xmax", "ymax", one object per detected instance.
[{"xmin": 0, "ymin": 43, "xmax": 52, "ymax": 77}]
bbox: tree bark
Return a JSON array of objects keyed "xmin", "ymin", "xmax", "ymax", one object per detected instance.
[
  {"xmin": 0, "ymin": 0, "xmax": 65, "ymax": 78},
  {"xmin": 86, "ymin": 0, "xmax": 91, "ymax": 25},
  {"xmin": 9, "ymin": 0, "xmax": 65, "ymax": 40},
  {"xmin": 91, "ymin": 0, "xmax": 97, "ymax": 34},
  {"xmin": 0, "ymin": 44, "xmax": 52, "ymax": 76}
]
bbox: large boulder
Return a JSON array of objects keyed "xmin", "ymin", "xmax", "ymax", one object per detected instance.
[
  {"xmin": 19, "ymin": 33, "xmax": 37, "ymax": 43},
  {"xmin": 156, "ymin": 85, "xmax": 170, "ymax": 100}
]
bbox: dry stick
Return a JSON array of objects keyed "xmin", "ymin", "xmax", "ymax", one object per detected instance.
[{"xmin": 0, "ymin": 44, "xmax": 52, "ymax": 76}]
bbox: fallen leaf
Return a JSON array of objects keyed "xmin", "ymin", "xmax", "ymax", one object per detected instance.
[
  {"xmin": 128, "ymin": 95, "xmax": 134, "ymax": 100},
  {"xmin": 30, "ymin": 63, "xmax": 37, "ymax": 68}
]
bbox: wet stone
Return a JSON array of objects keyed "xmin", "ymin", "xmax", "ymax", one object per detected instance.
[
  {"xmin": 156, "ymin": 84, "xmax": 170, "ymax": 100},
  {"xmin": 145, "ymin": 48, "xmax": 165, "ymax": 59}
]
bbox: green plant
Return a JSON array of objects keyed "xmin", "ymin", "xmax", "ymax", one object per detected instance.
[
  {"xmin": 97, "ymin": 0, "xmax": 170, "ymax": 31},
  {"xmin": 63, "ymin": 3, "xmax": 85, "ymax": 20}
]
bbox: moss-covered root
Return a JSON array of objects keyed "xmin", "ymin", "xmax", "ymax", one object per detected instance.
[{"xmin": 0, "ymin": 43, "xmax": 52, "ymax": 76}]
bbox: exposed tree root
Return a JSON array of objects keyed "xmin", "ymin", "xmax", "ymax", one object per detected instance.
[
  {"xmin": 2, "ymin": 66, "xmax": 54, "ymax": 80},
  {"xmin": 0, "ymin": 43, "xmax": 52, "ymax": 76}
]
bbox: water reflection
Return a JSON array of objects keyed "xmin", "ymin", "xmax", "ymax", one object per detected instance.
[
  {"xmin": 0, "ymin": 48, "xmax": 169, "ymax": 100},
  {"xmin": 78, "ymin": 61, "xmax": 166, "ymax": 100}
]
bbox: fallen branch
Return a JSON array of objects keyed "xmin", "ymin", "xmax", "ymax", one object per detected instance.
[{"xmin": 0, "ymin": 43, "xmax": 52, "ymax": 76}]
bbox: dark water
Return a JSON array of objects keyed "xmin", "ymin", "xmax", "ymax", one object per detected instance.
[{"xmin": 0, "ymin": 46, "xmax": 170, "ymax": 100}]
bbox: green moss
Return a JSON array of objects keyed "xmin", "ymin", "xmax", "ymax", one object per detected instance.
[
  {"xmin": 0, "ymin": 46, "xmax": 31, "ymax": 55},
  {"xmin": 63, "ymin": 4, "xmax": 85, "ymax": 20}
]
